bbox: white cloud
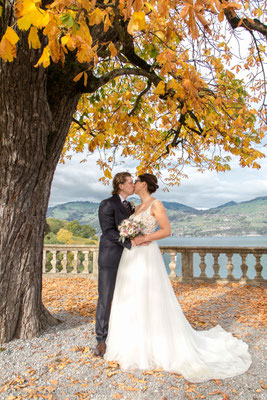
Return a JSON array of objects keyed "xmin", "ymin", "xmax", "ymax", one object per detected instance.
[{"xmin": 49, "ymin": 146, "xmax": 267, "ymax": 209}]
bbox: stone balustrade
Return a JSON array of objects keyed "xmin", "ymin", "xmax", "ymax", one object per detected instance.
[
  {"xmin": 43, "ymin": 244, "xmax": 266, "ymax": 285},
  {"xmin": 43, "ymin": 244, "xmax": 99, "ymax": 279}
]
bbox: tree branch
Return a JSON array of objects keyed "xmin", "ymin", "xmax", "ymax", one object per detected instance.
[
  {"xmin": 72, "ymin": 118, "xmax": 96, "ymax": 136},
  {"xmin": 224, "ymin": 8, "xmax": 267, "ymax": 39},
  {"xmin": 128, "ymin": 80, "xmax": 152, "ymax": 116},
  {"xmin": 81, "ymin": 67, "xmax": 160, "ymax": 93}
]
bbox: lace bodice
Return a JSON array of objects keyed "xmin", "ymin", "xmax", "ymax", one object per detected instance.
[{"xmin": 130, "ymin": 200, "xmax": 159, "ymax": 234}]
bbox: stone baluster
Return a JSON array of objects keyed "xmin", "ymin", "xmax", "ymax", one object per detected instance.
[
  {"xmin": 42, "ymin": 250, "xmax": 47, "ymax": 274},
  {"xmin": 61, "ymin": 251, "xmax": 68, "ymax": 273},
  {"xmin": 240, "ymin": 253, "xmax": 248, "ymax": 282},
  {"xmin": 199, "ymin": 251, "xmax": 207, "ymax": 279},
  {"xmin": 83, "ymin": 251, "xmax": 90, "ymax": 273},
  {"xmin": 169, "ymin": 251, "xmax": 177, "ymax": 279},
  {"xmin": 226, "ymin": 252, "xmax": 234, "ymax": 281},
  {"xmin": 72, "ymin": 251, "xmax": 80, "ymax": 273},
  {"xmin": 212, "ymin": 253, "xmax": 220, "ymax": 280},
  {"xmin": 50, "ymin": 250, "xmax": 57, "ymax": 273},
  {"xmin": 254, "ymin": 253, "xmax": 264, "ymax": 283},
  {"xmin": 181, "ymin": 249, "xmax": 194, "ymax": 282},
  {"xmin": 92, "ymin": 250, "xmax": 98, "ymax": 278}
]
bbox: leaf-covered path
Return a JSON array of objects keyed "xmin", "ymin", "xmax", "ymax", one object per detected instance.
[{"xmin": 0, "ymin": 278, "xmax": 266, "ymax": 400}]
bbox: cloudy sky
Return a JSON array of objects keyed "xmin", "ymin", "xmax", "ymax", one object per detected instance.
[
  {"xmin": 49, "ymin": 143, "xmax": 267, "ymax": 209},
  {"xmin": 48, "ymin": 26, "xmax": 267, "ymax": 210}
]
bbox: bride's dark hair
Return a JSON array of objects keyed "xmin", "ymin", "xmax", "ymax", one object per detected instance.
[{"xmin": 138, "ymin": 173, "xmax": 159, "ymax": 194}]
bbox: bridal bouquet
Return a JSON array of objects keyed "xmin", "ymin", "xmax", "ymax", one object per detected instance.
[{"xmin": 118, "ymin": 219, "xmax": 145, "ymax": 243}]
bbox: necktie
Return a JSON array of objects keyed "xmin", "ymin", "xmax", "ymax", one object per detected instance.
[{"xmin": 122, "ymin": 200, "xmax": 131, "ymax": 216}]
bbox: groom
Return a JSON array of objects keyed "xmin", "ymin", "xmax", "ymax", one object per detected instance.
[{"xmin": 93, "ymin": 172, "xmax": 135, "ymax": 357}]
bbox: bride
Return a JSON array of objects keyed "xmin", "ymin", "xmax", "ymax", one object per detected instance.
[{"xmin": 104, "ymin": 173, "xmax": 251, "ymax": 382}]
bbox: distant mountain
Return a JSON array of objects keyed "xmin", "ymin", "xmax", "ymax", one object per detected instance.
[
  {"xmin": 211, "ymin": 201, "xmax": 237, "ymax": 209},
  {"xmin": 47, "ymin": 196, "xmax": 267, "ymax": 237},
  {"xmin": 161, "ymin": 201, "xmax": 198, "ymax": 213},
  {"xmin": 47, "ymin": 201, "xmax": 99, "ymax": 227}
]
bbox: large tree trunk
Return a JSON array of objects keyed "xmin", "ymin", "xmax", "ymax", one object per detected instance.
[{"xmin": 0, "ymin": 36, "xmax": 81, "ymax": 342}]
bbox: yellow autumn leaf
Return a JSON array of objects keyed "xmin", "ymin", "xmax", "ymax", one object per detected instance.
[
  {"xmin": 0, "ymin": 6, "xmax": 2, "ymax": 17},
  {"xmin": 104, "ymin": 14, "xmax": 112, "ymax": 32},
  {"xmin": 0, "ymin": 38, "xmax": 15, "ymax": 62},
  {"xmin": 73, "ymin": 71, "xmax": 83, "ymax": 82},
  {"xmin": 83, "ymin": 71, "xmax": 88, "ymax": 87},
  {"xmin": 17, "ymin": 15, "xmax": 33, "ymax": 30},
  {"xmin": 89, "ymin": 8, "xmax": 104, "ymax": 26},
  {"xmin": 225, "ymin": 69, "xmax": 235, "ymax": 79},
  {"xmin": 28, "ymin": 26, "xmax": 41, "ymax": 49},
  {"xmin": 167, "ymin": 79, "xmax": 180, "ymax": 91},
  {"xmin": 23, "ymin": 0, "xmax": 37, "ymax": 13},
  {"xmin": 76, "ymin": 22, "xmax": 92, "ymax": 46},
  {"xmin": 154, "ymin": 81, "xmax": 165, "ymax": 95},
  {"xmin": 134, "ymin": 80, "xmax": 146, "ymax": 91},
  {"xmin": 80, "ymin": 0, "xmax": 91, "ymax": 10},
  {"xmin": 144, "ymin": 2, "xmax": 154, "ymax": 12},
  {"xmin": 41, "ymin": 12, "xmax": 50, "ymax": 27},
  {"xmin": 109, "ymin": 42, "xmax": 117, "ymax": 58},
  {"xmin": 179, "ymin": 4, "xmax": 190, "ymax": 19},
  {"xmin": 223, "ymin": 1, "xmax": 242, "ymax": 11},
  {"xmin": 61, "ymin": 35, "xmax": 70, "ymax": 46},
  {"xmin": 17, "ymin": 1, "xmax": 49, "ymax": 30},
  {"xmin": 104, "ymin": 169, "xmax": 112, "ymax": 179},
  {"xmin": 218, "ymin": 10, "xmax": 224, "ymax": 22},
  {"xmin": 158, "ymin": 0, "xmax": 169, "ymax": 18},
  {"xmin": 127, "ymin": 11, "xmax": 146, "ymax": 35},
  {"xmin": 76, "ymin": 44, "xmax": 94, "ymax": 63},
  {"xmin": 34, "ymin": 45, "xmax": 50, "ymax": 68},
  {"xmin": 5, "ymin": 27, "xmax": 20, "ymax": 45}
]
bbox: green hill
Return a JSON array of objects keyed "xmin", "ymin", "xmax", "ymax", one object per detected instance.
[
  {"xmin": 47, "ymin": 197, "xmax": 267, "ymax": 237},
  {"xmin": 47, "ymin": 201, "xmax": 99, "ymax": 228}
]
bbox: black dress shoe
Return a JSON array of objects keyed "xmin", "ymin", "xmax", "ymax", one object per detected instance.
[{"xmin": 93, "ymin": 342, "xmax": 106, "ymax": 357}]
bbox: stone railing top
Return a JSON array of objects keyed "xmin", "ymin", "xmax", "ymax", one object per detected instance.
[
  {"xmin": 159, "ymin": 245, "xmax": 267, "ymax": 252},
  {"xmin": 43, "ymin": 244, "xmax": 267, "ymax": 256},
  {"xmin": 44, "ymin": 244, "xmax": 267, "ymax": 250},
  {"xmin": 44, "ymin": 244, "xmax": 99, "ymax": 250}
]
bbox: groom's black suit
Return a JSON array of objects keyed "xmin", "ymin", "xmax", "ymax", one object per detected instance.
[{"xmin": 96, "ymin": 194, "xmax": 134, "ymax": 343}]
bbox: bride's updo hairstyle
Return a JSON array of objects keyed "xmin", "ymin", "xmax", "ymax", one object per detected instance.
[{"xmin": 138, "ymin": 173, "xmax": 159, "ymax": 194}]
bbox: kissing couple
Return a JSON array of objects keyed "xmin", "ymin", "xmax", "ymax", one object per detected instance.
[{"xmin": 93, "ymin": 172, "xmax": 251, "ymax": 382}]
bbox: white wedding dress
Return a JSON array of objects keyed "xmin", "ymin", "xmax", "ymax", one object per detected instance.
[{"xmin": 105, "ymin": 201, "xmax": 251, "ymax": 382}]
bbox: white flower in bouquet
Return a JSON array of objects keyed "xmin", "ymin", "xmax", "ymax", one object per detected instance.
[{"xmin": 118, "ymin": 219, "xmax": 145, "ymax": 243}]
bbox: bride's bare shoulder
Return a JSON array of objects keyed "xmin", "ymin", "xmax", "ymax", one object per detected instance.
[
  {"xmin": 151, "ymin": 199, "xmax": 165, "ymax": 212},
  {"xmin": 151, "ymin": 198, "xmax": 163, "ymax": 206}
]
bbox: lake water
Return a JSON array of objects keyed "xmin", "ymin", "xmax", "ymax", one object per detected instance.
[{"xmin": 158, "ymin": 236, "xmax": 267, "ymax": 279}]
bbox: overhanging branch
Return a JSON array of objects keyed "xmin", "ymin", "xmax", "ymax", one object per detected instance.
[
  {"xmin": 81, "ymin": 67, "xmax": 160, "ymax": 93},
  {"xmin": 128, "ymin": 80, "xmax": 152, "ymax": 116},
  {"xmin": 224, "ymin": 7, "xmax": 267, "ymax": 39}
]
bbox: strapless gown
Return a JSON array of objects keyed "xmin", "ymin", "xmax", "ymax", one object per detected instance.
[{"xmin": 104, "ymin": 200, "xmax": 251, "ymax": 382}]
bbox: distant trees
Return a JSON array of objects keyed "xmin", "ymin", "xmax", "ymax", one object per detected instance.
[
  {"xmin": 45, "ymin": 218, "xmax": 97, "ymax": 244},
  {"xmin": 57, "ymin": 228, "xmax": 73, "ymax": 244},
  {"xmin": 47, "ymin": 218, "xmax": 65, "ymax": 235},
  {"xmin": 65, "ymin": 220, "xmax": 96, "ymax": 239}
]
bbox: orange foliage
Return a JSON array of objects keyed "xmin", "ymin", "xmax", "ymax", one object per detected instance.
[{"xmin": 0, "ymin": 1, "xmax": 266, "ymax": 182}]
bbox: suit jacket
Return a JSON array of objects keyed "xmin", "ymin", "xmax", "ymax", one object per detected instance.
[{"xmin": 98, "ymin": 194, "xmax": 135, "ymax": 269}]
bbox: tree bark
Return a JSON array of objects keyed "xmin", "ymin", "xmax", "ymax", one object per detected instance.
[
  {"xmin": 0, "ymin": 36, "xmax": 81, "ymax": 342},
  {"xmin": 0, "ymin": 4, "xmax": 153, "ymax": 343}
]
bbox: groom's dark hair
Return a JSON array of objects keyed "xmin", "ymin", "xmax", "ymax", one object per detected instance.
[{"xmin": 112, "ymin": 172, "xmax": 132, "ymax": 195}]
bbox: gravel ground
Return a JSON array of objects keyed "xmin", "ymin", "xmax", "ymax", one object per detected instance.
[{"xmin": 0, "ymin": 282, "xmax": 266, "ymax": 400}]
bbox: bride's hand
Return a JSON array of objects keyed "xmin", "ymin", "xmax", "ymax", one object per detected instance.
[{"xmin": 131, "ymin": 235, "xmax": 151, "ymax": 246}]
